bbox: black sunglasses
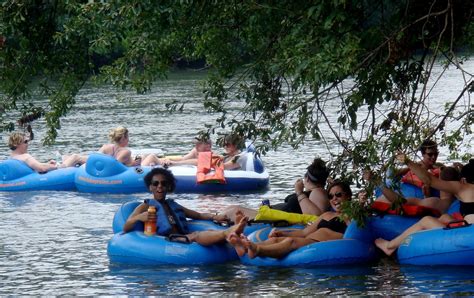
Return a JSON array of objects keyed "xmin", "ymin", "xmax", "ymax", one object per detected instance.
[
  {"xmin": 151, "ymin": 180, "xmax": 169, "ymax": 187},
  {"xmin": 328, "ymin": 192, "xmax": 345, "ymax": 200},
  {"xmin": 425, "ymin": 152, "xmax": 439, "ymax": 158}
]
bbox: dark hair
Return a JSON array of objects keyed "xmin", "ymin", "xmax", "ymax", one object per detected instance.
[
  {"xmin": 194, "ymin": 135, "xmax": 212, "ymax": 145},
  {"xmin": 144, "ymin": 167, "xmax": 176, "ymax": 192},
  {"xmin": 419, "ymin": 139, "xmax": 438, "ymax": 154},
  {"xmin": 440, "ymin": 166, "xmax": 460, "ymax": 182},
  {"xmin": 306, "ymin": 158, "xmax": 330, "ymax": 186},
  {"xmin": 461, "ymin": 159, "xmax": 474, "ymax": 184},
  {"xmin": 224, "ymin": 134, "xmax": 244, "ymax": 148},
  {"xmin": 327, "ymin": 180, "xmax": 352, "ymax": 199}
]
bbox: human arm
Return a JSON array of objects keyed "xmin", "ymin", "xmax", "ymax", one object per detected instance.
[
  {"xmin": 23, "ymin": 154, "xmax": 58, "ymax": 172},
  {"xmin": 296, "ymin": 187, "xmax": 329, "ymax": 216},
  {"xmin": 123, "ymin": 203, "xmax": 149, "ymax": 233},
  {"xmin": 116, "ymin": 149, "xmax": 139, "ymax": 166},
  {"xmin": 166, "ymin": 158, "xmax": 198, "ymax": 166},
  {"xmin": 182, "ymin": 206, "xmax": 228, "ymax": 222},
  {"xmin": 223, "ymin": 155, "xmax": 241, "ymax": 170},
  {"xmin": 396, "ymin": 152, "xmax": 461, "ymax": 197}
]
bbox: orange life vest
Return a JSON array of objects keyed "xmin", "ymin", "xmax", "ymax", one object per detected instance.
[
  {"xmin": 196, "ymin": 152, "xmax": 226, "ymax": 184},
  {"xmin": 370, "ymin": 201, "xmax": 441, "ymax": 217},
  {"xmin": 401, "ymin": 168, "xmax": 441, "ymax": 188}
]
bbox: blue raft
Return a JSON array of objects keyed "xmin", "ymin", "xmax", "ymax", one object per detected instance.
[
  {"xmin": 75, "ymin": 152, "xmax": 269, "ymax": 194},
  {"xmin": 397, "ymin": 223, "xmax": 474, "ymax": 266},
  {"xmin": 0, "ymin": 159, "xmax": 77, "ymax": 191},
  {"xmin": 107, "ymin": 201, "xmax": 238, "ymax": 265},
  {"xmin": 239, "ymin": 224, "xmax": 377, "ymax": 267}
]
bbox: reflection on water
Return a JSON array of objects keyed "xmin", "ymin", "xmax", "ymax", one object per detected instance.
[{"xmin": 1, "ymin": 61, "xmax": 474, "ymax": 295}]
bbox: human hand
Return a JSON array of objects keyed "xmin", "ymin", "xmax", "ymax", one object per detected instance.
[
  {"xmin": 136, "ymin": 212, "xmax": 149, "ymax": 222},
  {"xmin": 422, "ymin": 185, "xmax": 431, "ymax": 197},
  {"xmin": 395, "ymin": 151, "xmax": 407, "ymax": 164},
  {"xmin": 357, "ymin": 190, "xmax": 368, "ymax": 203},
  {"xmin": 362, "ymin": 169, "xmax": 372, "ymax": 182},
  {"xmin": 269, "ymin": 228, "xmax": 284, "ymax": 238},
  {"xmin": 294, "ymin": 178, "xmax": 304, "ymax": 194}
]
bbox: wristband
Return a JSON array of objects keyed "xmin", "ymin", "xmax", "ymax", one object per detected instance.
[{"xmin": 298, "ymin": 193, "xmax": 307, "ymax": 202}]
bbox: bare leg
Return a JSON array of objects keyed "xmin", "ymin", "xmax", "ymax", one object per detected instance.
[
  {"xmin": 220, "ymin": 205, "xmax": 258, "ymax": 222},
  {"xmin": 375, "ymin": 215, "xmax": 445, "ymax": 256},
  {"xmin": 141, "ymin": 154, "xmax": 162, "ymax": 166},
  {"xmin": 61, "ymin": 154, "xmax": 88, "ymax": 167},
  {"xmin": 188, "ymin": 214, "xmax": 248, "ymax": 246},
  {"xmin": 246, "ymin": 236, "xmax": 315, "ymax": 259}
]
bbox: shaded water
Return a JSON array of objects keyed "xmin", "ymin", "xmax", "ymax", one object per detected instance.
[{"xmin": 0, "ymin": 61, "xmax": 473, "ymax": 295}]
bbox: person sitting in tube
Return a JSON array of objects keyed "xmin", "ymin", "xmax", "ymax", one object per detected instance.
[
  {"xmin": 364, "ymin": 166, "xmax": 461, "ymax": 215},
  {"xmin": 123, "ymin": 167, "xmax": 249, "ymax": 245},
  {"xmin": 8, "ymin": 132, "xmax": 85, "ymax": 172},
  {"xmin": 162, "ymin": 136, "xmax": 212, "ymax": 166},
  {"xmin": 385, "ymin": 139, "xmax": 443, "ymax": 198},
  {"xmin": 99, "ymin": 126, "xmax": 163, "ymax": 167},
  {"xmin": 218, "ymin": 158, "xmax": 330, "ymax": 223},
  {"xmin": 375, "ymin": 154, "xmax": 474, "ymax": 256},
  {"xmin": 226, "ymin": 181, "xmax": 352, "ymax": 259}
]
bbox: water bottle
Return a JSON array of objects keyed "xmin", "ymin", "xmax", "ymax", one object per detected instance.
[{"xmin": 144, "ymin": 206, "xmax": 157, "ymax": 236}]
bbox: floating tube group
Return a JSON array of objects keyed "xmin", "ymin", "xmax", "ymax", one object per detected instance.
[
  {"xmin": 0, "ymin": 151, "xmax": 269, "ymax": 193},
  {"xmin": 75, "ymin": 153, "xmax": 269, "ymax": 194}
]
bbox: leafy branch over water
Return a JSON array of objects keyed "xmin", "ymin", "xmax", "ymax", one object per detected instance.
[{"xmin": 0, "ymin": 1, "xmax": 472, "ymax": 173}]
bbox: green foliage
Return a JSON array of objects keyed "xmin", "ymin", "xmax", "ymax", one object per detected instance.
[{"xmin": 0, "ymin": 0, "xmax": 472, "ymax": 168}]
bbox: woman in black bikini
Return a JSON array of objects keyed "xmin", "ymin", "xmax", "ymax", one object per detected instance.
[
  {"xmin": 375, "ymin": 155, "xmax": 474, "ymax": 256},
  {"xmin": 219, "ymin": 158, "xmax": 330, "ymax": 223},
  {"xmin": 227, "ymin": 181, "xmax": 352, "ymax": 259}
]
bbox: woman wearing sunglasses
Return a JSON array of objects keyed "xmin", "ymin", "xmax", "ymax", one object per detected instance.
[
  {"xmin": 227, "ymin": 181, "xmax": 352, "ymax": 259},
  {"xmin": 375, "ymin": 154, "xmax": 474, "ymax": 256},
  {"xmin": 8, "ymin": 132, "xmax": 84, "ymax": 172},
  {"xmin": 123, "ymin": 167, "xmax": 249, "ymax": 245}
]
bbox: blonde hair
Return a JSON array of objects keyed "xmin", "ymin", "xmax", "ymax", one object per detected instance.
[
  {"xmin": 108, "ymin": 126, "xmax": 129, "ymax": 143},
  {"xmin": 8, "ymin": 132, "xmax": 26, "ymax": 150}
]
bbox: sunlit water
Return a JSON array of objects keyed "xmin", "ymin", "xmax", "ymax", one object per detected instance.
[{"xmin": 0, "ymin": 60, "xmax": 473, "ymax": 295}]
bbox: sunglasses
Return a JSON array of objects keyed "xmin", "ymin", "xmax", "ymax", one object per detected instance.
[
  {"xmin": 151, "ymin": 180, "xmax": 169, "ymax": 187},
  {"xmin": 328, "ymin": 192, "xmax": 345, "ymax": 200},
  {"xmin": 425, "ymin": 152, "xmax": 438, "ymax": 158}
]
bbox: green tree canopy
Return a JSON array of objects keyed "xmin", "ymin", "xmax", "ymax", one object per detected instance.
[{"xmin": 0, "ymin": 0, "xmax": 473, "ymax": 179}]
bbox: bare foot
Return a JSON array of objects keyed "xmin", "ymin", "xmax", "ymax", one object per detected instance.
[
  {"xmin": 228, "ymin": 214, "xmax": 248, "ymax": 236},
  {"xmin": 234, "ymin": 210, "xmax": 244, "ymax": 224},
  {"xmin": 243, "ymin": 237, "xmax": 258, "ymax": 259},
  {"xmin": 375, "ymin": 238, "xmax": 396, "ymax": 256},
  {"xmin": 226, "ymin": 232, "xmax": 247, "ymax": 257}
]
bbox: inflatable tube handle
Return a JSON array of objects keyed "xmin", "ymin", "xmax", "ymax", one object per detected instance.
[
  {"xmin": 166, "ymin": 234, "xmax": 191, "ymax": 244},
  {"xmin": 444, "ymin": 220, "xmax": 471, "ymax": 230}
]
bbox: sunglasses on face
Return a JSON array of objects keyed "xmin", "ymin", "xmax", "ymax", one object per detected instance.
[
  {"xmin": 151, "ymin": 180, "xmax": 169, "ymax": 187},
  {"xmin": 425, "ymin": 152, "xmax": 438, "ymax": 158},
  {"xmin": 328, "ymin": 192, "xmax": 345, "ymax": 200}
]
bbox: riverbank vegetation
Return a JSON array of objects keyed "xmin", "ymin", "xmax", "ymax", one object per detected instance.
[{"xmin": 0, "ymin": 1, "xmax": 472, "ymax": 180}]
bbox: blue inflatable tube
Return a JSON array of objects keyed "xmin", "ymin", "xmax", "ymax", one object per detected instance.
[
  {"xmin": 108, "ymin": 201, "xmax": 238, "ymax": 265},
  {"xmin": 238, "ymin": 226, "xmax": 377, "ymax": 267},
  {"xmin": 76, "ymin": 153, "xmax": 269, "ymax": 194},
  {"xmin": 0, "ymin": 159, "xmax": 77, "ymax": 191},
  {"xmin": 397, "ymin": 223, "xmax": 474, "ymax": 266},
  {"xmin": 375, "ymin": 182, "xmax": 440, "ymax": 199}
]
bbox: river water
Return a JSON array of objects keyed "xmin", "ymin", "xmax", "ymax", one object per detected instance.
[{"xmin": 0, "ymin": 60, "xmax": 473, "ymax": 295}]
